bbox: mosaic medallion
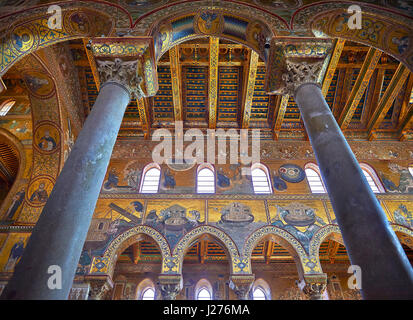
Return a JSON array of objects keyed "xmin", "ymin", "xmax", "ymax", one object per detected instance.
[{"xmin": 278, "ymin": 164, "xmax": 305, "ymax": 183}]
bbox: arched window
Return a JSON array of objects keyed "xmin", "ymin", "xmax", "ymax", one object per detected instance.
[
  {"xmin": 140, "ymin": 164, "xmax": 161, "ymax": 193},
  {"xmin": 305, "ymin": 164, "xmax": 326, "ymax": 194},
  {"xmin": 137, "ymin": 278, "xmax": 156, "ymax": 300},
  {"xmin": 360, "ymin": 163, "xmax": 385, "ymax": 193},
  {"xmin": 251, "ymin": 164, "xmax": 272, "ymax": 194},
  {"xmin": 252, "ymin": 287, "xmax": 266, "ymax": 300},
  {"xmin": 195, "ymin": 279, "xmax": 213, "ymax": 300},
  {"xmin": 197, "ymin": 288, "xmax": 211, "ymax": 300},
  {"xmin": 197, "ymin": 164, "xmax": 215, "ymax": 193},
  {"xmin": 251, "ymin": 278, "xmax": 271, "ymax": 300},
  {"xmin": 141, "ymin": 288, "xmax": 155, "ymax": 300}
]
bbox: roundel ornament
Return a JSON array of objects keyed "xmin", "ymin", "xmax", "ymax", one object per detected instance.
[{"xmin": 278, "ymin": 164, "xmax": 305, "ymax": 183}]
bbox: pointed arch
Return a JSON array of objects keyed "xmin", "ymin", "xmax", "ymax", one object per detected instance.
[
  {"xmin": 137, "ymin": 278, "xmax": 157, "ymax": 300},
  {"xmin": 173, "ymin": 225, "xmax": 240, "ymax": 274},
  {"xmin": 252, "ymin": 278, "xmax": 271, "ymax": 300},
  {"xmin": 195, "ymin": 279, "xmax": 213, "ymax": 300},
  {"xmin": 243, "ymin": 225, "xmax": 308, "ymax": 278},
  {"xmin": 101, "ymin": 225, "xmax": 171, "ymax": 278},
  {"xmin": 0, "ymin": 128, "xmax": 27, "ymax": 220}
]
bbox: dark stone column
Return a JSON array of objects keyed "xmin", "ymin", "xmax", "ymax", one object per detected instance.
[
  {"xmin": 289, "ymin": 61, "xmax": 413, "ymax": 299},
  {"xmin": 1, "ymin": 58, "xmax": 143, "ymax": 300}
]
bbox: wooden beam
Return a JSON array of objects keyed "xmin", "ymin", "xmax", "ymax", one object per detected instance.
[
  {"xmin": 82, "ymin": 38, "xmax": 100, "ymax": 90},
  {"xmin": 335, "ymin": 68, "xmax": 354, "ymax": 119},
  {"xmin": 338, "ymin": 48, "xmax": 382, "ymax": 129},
  {"xmin": 367, "ymin": 63, "xmax": 410, "ymax": 139},
  {"xmin": 365, "ymin": 69, "xmax": 385, "ymax": 123},
  {"xmin": 137, "ymin": 98, "xmax": 150, "ymax": 139},
  {"xmin": 208, "ymin": 37, "xmax": 219, "ymax": 129},
  {"xmin": 265, "ymin": 241, "xmax": 274, "ymax": 264},
  {"xmin": 169, "ymin": 45, "xmax": 183, "ymax": 121},
  {"xmin": 199, "ymin": 240, "xmax": 207, "ymax": 264},
  {"xmin": 322, "ymin": 38, "xmax": 345, "ymax": 97},
  {"xmin": 399, "ymin": 74, "xmax": 413, "ymax": 121},
  {"xmin": 398, "ymin": 105, "xmax": 413, "ymax": 141},
  {"xmin": 241, "ymin": 50, "xmax": 259, "ymax": 128},
  {"xmin": 336, "ymin": 63, "xmax": 399, "ymax": 69},
  {"xmin": 0, "ymin": 77, "xmax": 6, "ymax": 93},
  {"xmin": 132, "ymin": 242, "xmax": 139, "ymax": 264},
  {"xmin": 273, "ymin": 95, "xmax": 289, "ymax": 140}
]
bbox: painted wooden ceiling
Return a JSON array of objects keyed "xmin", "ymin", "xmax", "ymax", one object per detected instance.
[{"xmin": 69, "ymin": 37, "xmax": 413, "ymax": 141}]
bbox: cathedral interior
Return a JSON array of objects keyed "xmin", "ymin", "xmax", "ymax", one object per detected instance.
[{"xmin": 0, "ymin": 0, "xmax": 412, "ymax": 300}]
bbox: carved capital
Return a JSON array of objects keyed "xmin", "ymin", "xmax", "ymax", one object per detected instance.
[
  {"xmin": 85, "ymin": 275, "xmax": 113, "ymax": 300},
  {"xmin": 298, "ymin": 274, "xmax": 327, "ymax": 300},
  {"xmin": 96, "ymin": 58, "xmax": 144, "ymax": 100},
  {"xmin": 158, "ymin": 274, "xmax": 183, "ymax": 300},
  {"xmin": 282, "ymin": 59, "xmax": 324, "ymax": 96},
  {"xmin": 229, "ymin": 275, "xmax": 255, "ymax": 300}
]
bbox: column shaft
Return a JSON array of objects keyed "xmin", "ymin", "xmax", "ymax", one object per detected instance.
[
  {"xmin": 1, "ymin": 82, "xmax": 130, "ymax": 299},
  {"xmin": 294, "ymin": 83, "xmax": 413, "ymax": 299}
]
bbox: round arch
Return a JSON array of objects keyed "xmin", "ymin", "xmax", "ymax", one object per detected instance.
[
  {"xmin": 173, "ymin": 225, "xmax": 241, "ymax": 274},
  {"xmin": 243, "ymin": 225, "xmax": 308, "ymax": 277},
  {"xmin": 147, "ymin": 9, "xmax": 276, "ymax": 62},
  {"xmin": 0, "ymin": 128, "xmax": 27, "ymax": 219},
  {"xmin": 0, "ymin": 5, "xmax": 115, "ymax": 77},
  {"xmin": 102, "ymin": 225, "xmax": 172, "ymax": 278}
]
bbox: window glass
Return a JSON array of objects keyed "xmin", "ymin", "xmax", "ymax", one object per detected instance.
[
  {"xmin": 140, "ymin": 167, "xmax": 161, "ymax": 193},
  {"xmin": 253, "ymin": 288, "xmax": 266, "ymax": 300},
  {"xmin": 142, "ymin": 288, "xmax": 155, "ymax": 300},
  {"xmin": 251, "ymin": 168, "xmax": 272, "ymax": 194},
  {"xmin": 197, "ymin": 167, "xmax": 215, "ymax": 193},
  {"xmin": 197, "ymin": 288, "xmax": 211, "ymax": 300},
  {"xmin": 305, "ymin": 168, "xmax": 326, "ymax": 193}
]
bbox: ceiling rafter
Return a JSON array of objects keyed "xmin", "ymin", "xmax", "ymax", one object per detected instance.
[
  {"xmin": 169, "ymin": 45, "xmax": 183, "ymax": 122},
  {"xmin": 132, "ymin": 242, "xmax": 139, "ymax": 264},
  {"xmin": 327, "ymin": 240, "xmax": 340, "ymax": 264},
  {"xmin": 241, "ymin": 50, "xmax": 259, "ymax": 129},
  {"xmin": 366, "ymin": 69, "xmax": 385, "ymax": 124},
  {"xmin": 398, "ymin": 105, "xmax": 413, "ymax": 141},
  {"xmin": 137, "ymin": 98, "xmax": 150, "ymax": 139},
  {"xmin": 273, "ymin": 95, "xmax": 289, "ymax": 140},
  {"xmin": 338, "ymin": 48, "xmax": 382, "ymax": 129},
  {"xmin": 264, "ymin": 241, "xmax": 274, "ymax": 264},
  {"xmin": 199, "ymin": 240, "xmax": 207, "ymax": 264},
  {"xmin": 208, "ymin": 37, "xmax": 219, "ymax": 129},
  {"xmin": 335, "ymin": 67, "xmax": 354, "ymax": 119},
  {"xmin": 367, "ymin": 63, "xmax": 410, "ymax": 140},
  {"xmin": 322, "ymin": 38, "xmax": 345, "ymax": 97},
  {"xmin": 399, "ymin": 74, "xmax": 413, "ymax": 121}
]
